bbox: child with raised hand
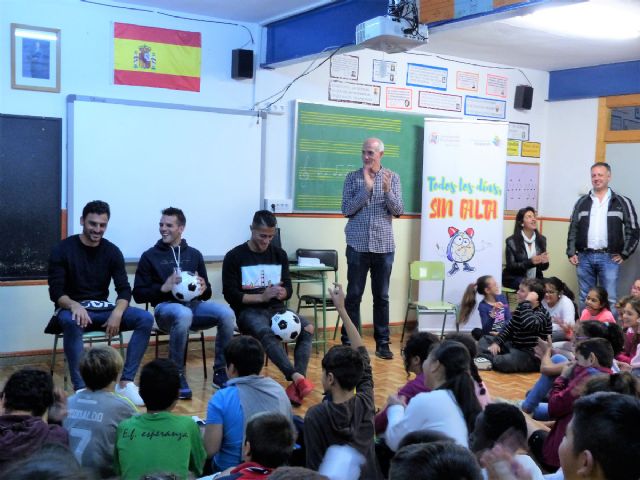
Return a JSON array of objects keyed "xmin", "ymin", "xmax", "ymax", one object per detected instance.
[
  {"xmin": 542, "ymin": 277, "xmax": 576, "ymax": 342},
  {"xmin": 303, "ymin": 283, "xmax": 382, "ymax": 480},
  {"xmin": 459, "ymin": 275, "xmax": 511, "ymax": 336},
  {"xmin": 580, "ymin": 286, "xmax": 615, "ymax": 323}
]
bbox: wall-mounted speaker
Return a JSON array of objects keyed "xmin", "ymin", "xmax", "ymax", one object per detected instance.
[
  {"xmin": 232, "ymin": 49, "xmax": 254, "ymax": 80},
  {"xmin": 514, "ymin": 85, "xmax": 534, "ymax": 110}
]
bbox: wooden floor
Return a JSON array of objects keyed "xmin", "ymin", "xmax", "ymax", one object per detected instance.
[{"xmin": 1, "ymin": 331, "xmax": 538, "ymax": 418}]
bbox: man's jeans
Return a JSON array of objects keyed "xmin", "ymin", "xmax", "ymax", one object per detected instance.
[
  {"xmin": 577, "ymin": 251, "xmax": 619, "ymax": 313},
  {"xmin": 154, "ymin": 300, "xmax": 236, "ymax": 374},
  {"xmin": 57, "ymin": 307, "xmax": 153, "ymax": 390},
  {"xmin": 237, "ymin": 307, "xmax": 312, "ymax": 381},
  {"xmin": 344, "ymin": 245, "xmax": 394, "ymax": 346}
]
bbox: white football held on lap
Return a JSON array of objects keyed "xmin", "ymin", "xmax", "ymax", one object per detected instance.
[
  {"xmin": 271, "ymin": 310, "xmax": 302, "ymax": 342},
  {"xmin": 172, "ymin": 271, "xmax": 200, "ymax": 302}
]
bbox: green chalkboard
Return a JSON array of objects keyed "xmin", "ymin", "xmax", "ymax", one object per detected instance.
[{"xmin": 293, "ymin": 102, "xmax": 424, "ymax": 213}]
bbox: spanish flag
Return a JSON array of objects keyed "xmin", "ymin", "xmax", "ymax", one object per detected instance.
[{"xmin": 114, "ymin": 23, "xmax": 201, "ymax": 92}]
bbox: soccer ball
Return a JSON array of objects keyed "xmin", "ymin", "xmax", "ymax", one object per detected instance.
[
  {"xmin": 271, "ymin": 310, "xmax": 302, "ymax": 342},
  {"xmin": 171, "ymin": 271, "xmax": 200, "ymax": 302}
]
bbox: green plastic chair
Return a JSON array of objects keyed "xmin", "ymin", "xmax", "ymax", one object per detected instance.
[{"xmin": 401, "ymin": 261, "xmax": 458, "ymax": 342}]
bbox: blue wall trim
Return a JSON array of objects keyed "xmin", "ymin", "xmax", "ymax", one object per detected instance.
[
  {"xmin": 264, "ymin": 0, "xmax": 387, "ymax": 66},
  {"xmin": 549, "ymin": 61, "xmax": 640, "ymax": 101}
]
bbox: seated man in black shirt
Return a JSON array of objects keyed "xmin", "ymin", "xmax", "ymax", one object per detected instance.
[
  {"xmin": 48, "ymin": 200, "xmax": 153, "ymax": 405},
  {"xmin": 222, "ymin": 210, "xmax": 314, "ymax": 405}
]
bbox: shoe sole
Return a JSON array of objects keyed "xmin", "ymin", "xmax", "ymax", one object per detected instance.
[
  {"xmin": 179, "ymin": 393, "xmax": 192, "ymax": 400},
  {"xmin": 375, "ymin": 351, "xmax": 394, "ymax": 360}
]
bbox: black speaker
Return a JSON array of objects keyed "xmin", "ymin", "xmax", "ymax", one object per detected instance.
[
  {"xmin": 514, "ymin": 85, "xmax": 534, "ymax": 110},
  {"xmin": 232, "ymin": 49, "xmax": 254, "ymax": 79}
]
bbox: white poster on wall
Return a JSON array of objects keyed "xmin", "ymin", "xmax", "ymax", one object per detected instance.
[{"xmin": 419, "ymin": 119, "xmax": 508, "ymax": 332}]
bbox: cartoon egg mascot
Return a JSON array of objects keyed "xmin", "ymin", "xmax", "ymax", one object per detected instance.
[{"xmin": 446, "ymin": 227, "xmax": 476, "ymax": 276}]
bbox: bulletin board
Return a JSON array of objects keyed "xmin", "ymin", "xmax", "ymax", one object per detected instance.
[{"xmin": 505, "ymin": 161, "xmax": 539, "ymax": 214}]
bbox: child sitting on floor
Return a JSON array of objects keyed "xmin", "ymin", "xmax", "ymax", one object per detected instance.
[
  {"xmin": 459, "ymin": 275, "xmax": 512, "ymax": 338},
  {"xmin": 580, "ymin": 286, "xmax": 615, "ymax": 323},
  {"xmin": 64, "ymin": 345, "xmax": 137, "ymax": 478},
  {"xmin": 476, "ymin": 278, "xmax": 552, "ymax": 373},
  {"xmin": 114, "ymin": 359, "xmax": 206, "ymax": 479}
]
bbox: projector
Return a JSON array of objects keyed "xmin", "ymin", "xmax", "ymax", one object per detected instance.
[{"xmin": 355, "ymin": 15, "xmax": 428, "ymax": 53}]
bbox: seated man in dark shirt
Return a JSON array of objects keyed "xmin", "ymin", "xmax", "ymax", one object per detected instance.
[
  {"xmin": 222, "ymin": 210, "xmax": 314, "ymax": 405},
  {"xmin": 47, "ymin": 200, "xmax": 153, "ymax": 405}
]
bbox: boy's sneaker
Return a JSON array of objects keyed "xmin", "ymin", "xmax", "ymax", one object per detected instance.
[
  {"xmin": 115, "ymin": 382, "xmax": 144, "ymax": 406},
  {"xmin": 294, "ymin": 377, "xmax": 315, "ymax": 400},
  {"xmin": 179, "ymin": 374, "xmax": 192, "ymax": 400},
  {"xmin": 375, "ymin": 343, "xmax": 394, "ymax": 360},
  {"xmin": 474, "ymin": 357, "xmax": 493, "ymax": 371},
  {"xmin": 285, "ymin": 382, "xmax": 302, "ymax": 407},
  {"xmin": 212, "ymin": 369, "xmax": 228, "ymax": 390}
]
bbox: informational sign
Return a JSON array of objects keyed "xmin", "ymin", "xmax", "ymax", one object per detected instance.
[
  {"xmin": 419, "ymin": 119, "xmax": 508, "ymax": 332},
  {"xmin": 508, "ymin": 122, "xmax": 530, "ymax": 141},
  {"xmin": 386, "ymin": 87, "xmax": 413, "ymax": 110},
  {"xmin": 418, "ymin": 90, "xmax": 462, "ymax": 112},
  {"xmin": 464, "ymin": 96, "xmax": 506, "ymax": 119},
  {"xmin": 372, "ymin": 59, "xmax": 397, "ymax": 84},
  {"xmin": 456, "ymin": 71, "xmax": 479, "ymax": 91},
  {"xmin": 521, "ymin": 141, "xmax": 541, "ymax": 158},
  {"xmin": 505, "ymin": 162, "xmax": 539, "ymax": 213},
  {"xmin": 328, "ymin": 80, "xmax": 381, "ymax": 106},
  {"xmin": 486, "ymin": 73, "xmax": 508, "ymax": 97},
  {"xmin": 406, "ymin": 63, "xmax": 448, "ymax": 90},
  {"xmin": 507, "ymin": 139, "xmax": 521, "ymax": 156},
  {"xmin": 330, "ymin": 54, "xmax": 359, "ymax": 80}
]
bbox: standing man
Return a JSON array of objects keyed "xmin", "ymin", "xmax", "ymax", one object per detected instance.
[
  {"xmin": 342, "ymin": 137, "xmax": 404, "ymax": 359},
  {"xmin": 222, "ymin": 210, "xmax": 314, "ymax": 406},
  {"xmin": 48, "ymin": 200, "xmax": 153, "ymax": 405},
  {"xmin": 133, "ymin": 207, "xmax": 236, "ymax": 398},
  {"xmin": 567, "ymin": 162, "xmax": 639, "ymax": 312}
]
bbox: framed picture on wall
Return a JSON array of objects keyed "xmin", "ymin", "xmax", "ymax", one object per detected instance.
[{"xmin": 11, "ymin": 24, "xmax": 60, "ymax": 93}]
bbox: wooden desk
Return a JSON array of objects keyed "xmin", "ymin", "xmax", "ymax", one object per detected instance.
[{"xmin": 289, "ymin": 265, "xmax": 334, "ymax": 354}]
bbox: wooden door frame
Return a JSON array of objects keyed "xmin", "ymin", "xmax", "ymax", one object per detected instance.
[{"xmin": 595, "ymin": 94, "xmax": 640, "ymax": 162}]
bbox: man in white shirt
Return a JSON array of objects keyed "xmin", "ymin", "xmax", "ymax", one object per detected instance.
[{"xmin": 567, "ymin": 162, "xmax": 639, "ymax": 312}]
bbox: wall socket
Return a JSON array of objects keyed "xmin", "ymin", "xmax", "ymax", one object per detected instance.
[{"xmin": 263, "ymin": 198, "xmax": 293, "ymax": 213}]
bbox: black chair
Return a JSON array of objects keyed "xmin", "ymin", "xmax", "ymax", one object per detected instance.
[
  {"xmin": 294, "ymin": 249, "xmax": 339, "ymax": 351},
  {"xmin": 145, "ymin": 304, "xmax": 208, "ymax": 378}
]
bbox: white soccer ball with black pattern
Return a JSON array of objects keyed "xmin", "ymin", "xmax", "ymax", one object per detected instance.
[
  {"xmin": 171, "ymin": 271, "xmax": 200, "ymax": 302},
  {"xmin": 271, "ymin": 310, "xmax": 301, "ymax": 342}
]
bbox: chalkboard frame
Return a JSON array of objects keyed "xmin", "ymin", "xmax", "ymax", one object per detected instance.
[
  {"xmin": 0, "ymin": 113, "xmax": 62, "ymax": 281},
  {"xmin": 292, "ymin": 101, "xmax": 425, "ymax": 214}
]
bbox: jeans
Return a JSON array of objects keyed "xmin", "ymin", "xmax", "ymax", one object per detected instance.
[
  {"xmin": 57, "ymin": 306, "xmax": 153, "ymax": 390},
  {"xmin": 344, "ymin": 245, "xmax": 394, "ymax": 346},
  {"xmin": 477, "ymin": 338, "xmax": 540, "ymax": 373},
  {"xmin": 577, "ymin": 251, "xmax": 619, "ymax": 313},
  {"xmin": 237, "ymin": 307, "xmax": 312, "ymax": 381},
  {"xmin": 154, "ymin": 300, "xmax": 236, "ymax": 374},
  {"xmin": 521, "ymin": 354, "xmax": 568, "ymax": 419}
]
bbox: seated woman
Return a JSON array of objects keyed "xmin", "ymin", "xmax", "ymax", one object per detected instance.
[
  {"xmin": 502, "ymin": 207, "xmax": 549, "ymax": 290},
  {"xmin": 542, "ymin": 277, "xmax": 576, "ymax": 342},
  {"xmin": 384, "ymin": 341, "xmax": 482, "ymax": 450}
]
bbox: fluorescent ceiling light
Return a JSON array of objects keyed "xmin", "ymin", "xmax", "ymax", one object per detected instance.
[
  {"xmin": 15, "ymin": 29, "xmax": 58, "ymax": 41},
  {"xmin": 502, "ymin": 1, "xmax": 640, "ymax": 40}
]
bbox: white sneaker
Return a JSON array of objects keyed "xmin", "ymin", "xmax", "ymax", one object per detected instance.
[
  {"xmin": 115, "ymin": 382, "xmax": 145, "ymax": 406},
  {"xmin": 474, "ymin": 357, "xmax": 493, "ymax": 371}
]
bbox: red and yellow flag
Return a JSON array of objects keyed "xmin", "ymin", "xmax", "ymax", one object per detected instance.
[{"xmin": 114, "ymin": 23, "xmax": 201, "ymax": 92}]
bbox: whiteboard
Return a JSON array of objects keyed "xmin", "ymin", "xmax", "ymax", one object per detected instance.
[{"xmin": 68, "ymin": 96, "xmax": 264, "ymax": 259}]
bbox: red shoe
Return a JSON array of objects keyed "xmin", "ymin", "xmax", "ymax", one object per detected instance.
[
  {"xmin": 295, "ymin": 377, "xmax": 315, "ymax": 399},
  {"xmin": 285, "ymin": 382, "xmax": 302, "ymax": 406}
]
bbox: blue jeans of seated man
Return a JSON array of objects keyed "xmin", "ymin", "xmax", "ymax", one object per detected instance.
[
  {"xmin": 154, "ymin": 300, "xmax": 235, "ymax": 374},
  {"xmin": 521, "ymin": 354, "xmax": 568, "ymax": 420},
  {"xmin": 237, "ymin": 308, "xmax": 312, "ymax": 381},
  {"xmin": 343, "ymin": 245, "xmax": 394, "ymax": 346},
  {"xmin": 577, "ymin": 251, "xmax": 619, "ymax": 314},
  {"xmin": 57, "ymin": 306, "xmax": 153, "ymax": 391}
]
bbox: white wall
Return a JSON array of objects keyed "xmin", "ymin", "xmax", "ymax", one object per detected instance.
[{"xmin": 0, "ymin": 0, "xmax": 260, "ymax": 353}]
